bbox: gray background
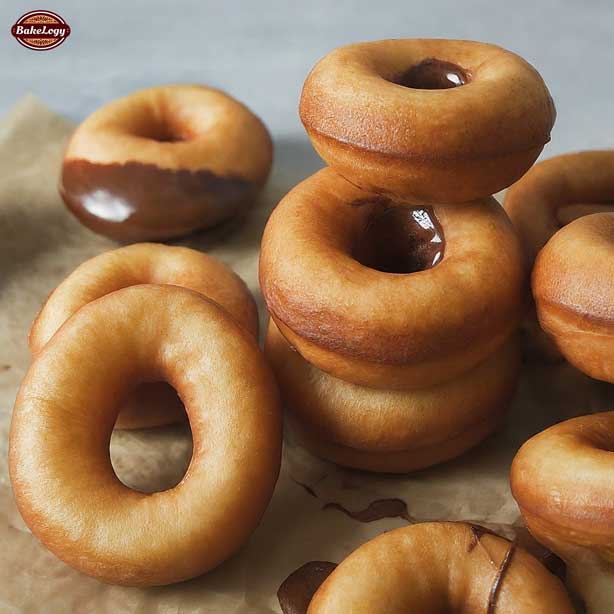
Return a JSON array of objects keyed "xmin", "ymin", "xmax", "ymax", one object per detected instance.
[{"xmin": 1, "ymin": 0, "xmax": 613, "ymax": 167}]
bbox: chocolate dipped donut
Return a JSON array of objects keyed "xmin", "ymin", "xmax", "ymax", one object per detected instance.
[
  {"xmin": 29, "ymin": 243, "xmax": 258, "ymax": 428},
  {"xmin": 511, "ymin": 412, "xmax": 614, "ymax": 613},
  {"xmin": 300, "ymin": 39, "xmax": 555, "ymax": 203},
  {"xmin": 259, "ymin": 168, "xmax": 526, "ymax": 390},
  {"xmin": 266, "ymin": 320, "xmax": 520, "ymax": 473},
  {"xmin": 10, "ymin": 285, "xmax": 281, "ymax": 586},
  {"xmin": 532, "ymin": 213, "xmax": 614, "ymax": 382},
  {"xmin": 308, "ymin": 523, "xmax": 573, "ymax": 613},
  {"xmin": 505, "ymin": 150, "xmax": 614, "ymax": 267},
  {"xmin": 60, "ymin": 85, "xmax": 272, "ymax": 241}
]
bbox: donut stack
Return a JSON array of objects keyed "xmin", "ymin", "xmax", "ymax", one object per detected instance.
[{"xmin": 260, "ymin": 39, "xmax": 556, "ymax": 473}]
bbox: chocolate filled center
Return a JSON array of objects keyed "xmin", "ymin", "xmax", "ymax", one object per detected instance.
[
  {"xmin": 395, "ymin": 58, "xmax": 468, "ymax": 90},
  {"xmin": 353, "ymin": 204, "xmax": 445, "ymax": 274}
]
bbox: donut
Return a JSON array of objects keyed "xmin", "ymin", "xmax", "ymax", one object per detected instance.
[
  {"xmin": 266, "ymin": 320, "xmax": 520, "ymax": 473},
  {"xmin": 532, "ymin": 213, "xmax": 614, "ymax": 382},
  {"xmin": 29, "ymin": 243, "xmax": 259, "ymax": 428},
  {"xmin": 504, "ymin": 151, "xmax": 614, "ymax": 267},
  {"xmin": 9, "ymin": 285, "xmax": 281, "ymax": 586},
  {"xmin": 511, "ymin": 412, "xmax": 614, "ymax": 613},
  {"xmin": 259, "ymin": 168, "xmax": 526, "ymax": 390},
  {"xmin": 60, "ymin": 85, "xmax": 272, "ymax": 242},
  {"xmin": 308, "ymin": 522, "xmax": 573, "ymax": 613},
  {"xmin": 300, "ymin": 39, "xmax": 555, "ymax": 203}
]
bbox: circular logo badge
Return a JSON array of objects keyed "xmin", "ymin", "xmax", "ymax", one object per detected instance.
[{"xmin": 11, "ymin": 10, "xmax": 71, "ymax": 51}]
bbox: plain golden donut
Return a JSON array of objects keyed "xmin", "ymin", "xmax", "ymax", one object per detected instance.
[
  {"xmin": 259, "ymin": 168, "xmax": 525, "ymax": 390},
  {"xmin": 308, "ymin": 522, "xmax": 573, "ymax": 613},
  {"xmin": 300, "ymin": 39, "xmax": 555, "ymax": 203},
  {"xmin": 511, "ymin": 412, "xmax": 614, "ymax": 613},
  {"xmin": 9, "ymin": 285, "xmax": 281, "ymax": 586},
  {"xmin": 532, "ymin": 213, "xmax": 614, "ymax": 382},
  {"xmin": 60, "ymin": 85, "xmax": 272, "ymax": 241},
  {"xmin": 266, "ymin": 320, "xmax": 520, "ymax": 473},
  {"xmin": 504, "ymin": 151, "xmax": 614, "ymax": 267},
  {"xmin": 29, "ymin": 243, "xmax": 259, "ymax": 428}
]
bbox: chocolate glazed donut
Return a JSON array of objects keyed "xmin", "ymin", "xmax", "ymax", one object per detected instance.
[
  {"xmin": 259, "ymin": 168, "xmax": 526, "ymax": 390},
  {"xmin": 60, "ymin": 85, "xmax": 272, "ymax": 241},
  {"xmin": 300, "ymin": 39, "xmax": 555, "ymax": 203},
  {"xmin": 308, "ymin": 523, "xmax": 573, "ymax": 613}
]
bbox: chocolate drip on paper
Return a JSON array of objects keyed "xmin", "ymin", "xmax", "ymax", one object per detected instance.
[
  {"xmin": 277, "ymin": 561, "xmax": 337, "ymax": 614},
  {"xmin": 323, "ymin": 498, "xmax": 414, "ymax": 523}
]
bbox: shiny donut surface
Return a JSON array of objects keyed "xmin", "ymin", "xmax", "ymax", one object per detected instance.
[
  {"xmin": 259, "ymin": 168, "xmax": 525, "ymax": 389},
  {"xmin": 504, "ymin": 150, "xmax": 614, "ymax": 266},
  {"xmin": 512, "ymin": 412, "xmax": 614, "ymax": 545},
  {"xmin": 308, "ymin": 523, "xmax": 573, "ymax": 613},
  {"xmin": 61, "ymin": 85, "xmax": 272, "ymax": 241},
  {"xmin": 267, "ymin": 320, "xmax": 520, "ymax": 473},
  {"xmin": 300, "ymin": 39, "xmax": 555, "ymax": 202},
  {"xmin": 29, "ymin": 243, "xmax": 259, "ymax": 428},
  {"xmin": 532, "ymin": 213, "xmax": 614, "ymax": 382},
  {"xmin": 10, "ymin": 285, "xmax": 281, "ymax": 586}
]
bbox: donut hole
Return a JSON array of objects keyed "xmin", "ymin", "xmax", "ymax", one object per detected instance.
[
  {"xmin": 353, "ymin": 205, "xmax": 445, "ymax": 274},
  {"xmin": 131, "ymin": 111, "xmax": 194, "ymax": 143},
  {"xmin": 109, "ymin": 385, "xmax": 193, "ymax": 494},
  {"xmin": 395, "ymin": 59, "xmax": 469, "ymax": 90}
]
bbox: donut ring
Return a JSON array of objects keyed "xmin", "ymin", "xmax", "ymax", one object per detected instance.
[
  {"xmin": 308, "ymin": 523, "xmax": 573, "ymax": 613},
  {"xmin": 10, "ymin": 285, "xmax": 281, "ymax": 586},
  {"xmin": 532, "ymin": 213, "xmax": 614, "ymax": 382},
  {"xmin": 266, "ymin": 320, "xmax": 520, "ymax": 473},
  {"xmin": 60, "ymin": 85, "xmax": 273, "ymax": 242},
  {"xmin": 29, "ymin": 243, "xmax": 259, "ymax": 428},
  {"xmin": 259, "ymin": 168, "xmax": 525, "ymax": 390},
  {"xmin": 511, "ymin": 412, "xmax": 614, "ymax": 612},
  {"xmin": 300, "ymin": 39, "xmax": 555, "ymax": 203},
  {"xmin": 504, "ymin": 151, "xmax": 614, "ymax": 267}
]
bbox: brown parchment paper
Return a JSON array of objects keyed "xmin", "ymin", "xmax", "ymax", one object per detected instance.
[{"xmin": 1, "ymin": 96, "xmax": 613, "ymax": 613}]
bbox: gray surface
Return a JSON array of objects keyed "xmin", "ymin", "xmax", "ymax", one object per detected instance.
[{"xmin": 1, "ymin": 0, "xmax": 614, "ymax": 163}]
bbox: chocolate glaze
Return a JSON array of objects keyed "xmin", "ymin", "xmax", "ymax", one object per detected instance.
[
  {"xmin": 396, "ymin": 58, "xmax": 468, "ymax": 90},
  {"xmin": 487, "ymin": 539, "xmax": 517, "ymax": 614},
  {"xmin": 277, "ymin": 561, "xmax": 337, "ymax": 614},
  {"xmin": 352, "ymin": 201, "xmax": 445, "ymax": 273},
  {"xmin": 60, "ymin": 159, "xmax": 257, "ymax": 242},
  {"xmin": 323, "ymin": 498, "xmax": 414, "ymax": 523}
]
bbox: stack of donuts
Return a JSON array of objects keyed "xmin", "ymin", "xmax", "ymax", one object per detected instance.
[{"xmin": 260, "ymin": 39, "xmax": 556, "ymax": 473}]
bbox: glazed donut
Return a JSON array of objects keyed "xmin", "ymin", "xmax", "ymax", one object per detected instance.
[
  {"xmin": 504, "ymin": 151, "xmax": 614, "ymax": 266},
  {"xmin": 60, "ymin": 85, "xmax": 272, "ymax": 242},
  {"xmin": 300, "ymin": 39, "xmax": 555, "ymax": 203},
  {"xmin": 266, "ymin": 320, "xmax": 520, "ymax": 473},
  {"xmin": 532, "ymin": 213, "xmax": 614, "ymax": 382},
  {"xmin": 29, "ymin": 243, "xmax": 259, "ymax": 428},
  {"xmin": 10, "ymin": 285, "xmax": 281, "ymax": 586},
  {"xmin": 511, "ymin": 412, "xmax": 614, "ymax": 613},
  {"xmin": 259, "ymin": 168, "xmax": 525, "ymax": 390},
  {"xmin": 308, "ymin": 522, "xmax": 573, "ymax": 613}
]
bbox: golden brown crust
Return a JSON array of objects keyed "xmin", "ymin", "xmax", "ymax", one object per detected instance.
[
  {"xmin": 9, "ymin": 285, "xmax": 282, "ymax": 586},
  {"xmin": 532, "ymin": 213, "xmax": 614, "ymax": 382},
  {"xmin": 259, "ymin": 168, "xmax": 525, "ymax": 388},
  {"xmin": 504, "ymin": 150, "xmax": 614, "ymax": 266},
  {"xmin": 267, "ymin": 320, "xmax": 520, "ymax": 472},
  {"xmin": 511, "ymin": 412, "xmax": 614, "ymax": 542},
  {"xmin": 300, "ymin": 39, "xmax": 555, "ymax": 202},
  {"xmin": 308, "ymin": 523, "xmax": 574, "ymax": 613},
  {"xmin": 61, "ymin": 85, "xmax": 272, "ymax": 241},
  {"xmin": 29, "ymin": 243, "xmax": 259, "ymax": 428}
]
